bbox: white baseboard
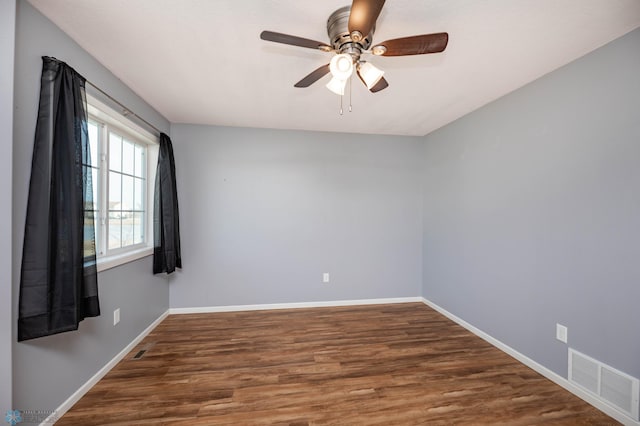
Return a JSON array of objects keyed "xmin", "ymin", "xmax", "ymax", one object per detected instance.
[
  {"xmin": 169, "ymin": 297, "xmax": 423, "ymax": 315},
  {"xmin": 421, "ymin": 297, "xmax": 639, "ymax": 426},
  {"xmin": 44, "ymin": 309, "xmax": 170, "ymax": 425}
]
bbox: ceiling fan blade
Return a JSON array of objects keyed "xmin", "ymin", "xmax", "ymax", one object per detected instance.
[
  {"xmin": 294, "ymin": 64, "xmax": 331, "ymax": 88},
  {"xmin": 373, "ymin": 33, "xmax": 448, "ymax": 56},
  {"xmin": 348, "ymin": 0, "xmax": 385, "ymax": 41},
  {"xmin": 260, "ymin": 31, "xmax": 332, "ymax": 51},
  {"xmin": 369, "ymin": 77, "xmax": 388, "ymax": 93}
]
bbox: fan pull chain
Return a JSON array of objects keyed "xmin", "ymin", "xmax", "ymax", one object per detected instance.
[{"xmin": 338, "ymin": 75, "xmax": 353, "ymax": 115}]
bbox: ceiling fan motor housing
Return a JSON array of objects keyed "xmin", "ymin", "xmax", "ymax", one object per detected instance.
[{"xmin": 327, "ymin": 6, "xmax": 373, "ymax": 61}]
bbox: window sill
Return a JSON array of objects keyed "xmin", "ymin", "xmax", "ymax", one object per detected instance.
[{"xmin": 97, "ymin": 247, "xmax": 153, "ymax": 272}]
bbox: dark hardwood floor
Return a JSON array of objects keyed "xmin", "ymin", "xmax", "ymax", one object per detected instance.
[{"xmin": 58, "ymin": 303, "xmax": 618, "ymax": 425}]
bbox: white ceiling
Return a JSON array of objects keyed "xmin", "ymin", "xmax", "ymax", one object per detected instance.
[{"xmin": 28, "ymin": 0, "xmax": 640, "ymax": 136}]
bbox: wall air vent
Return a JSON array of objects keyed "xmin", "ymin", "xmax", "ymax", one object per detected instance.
[{"xmin": 569, "ymin": 348, "xmax": 639, "ymax": 421}]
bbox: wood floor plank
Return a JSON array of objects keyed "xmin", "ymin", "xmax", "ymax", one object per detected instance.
[{"xmin": 57, "ymin": 303, "xmax": 619, "ymax": 425}]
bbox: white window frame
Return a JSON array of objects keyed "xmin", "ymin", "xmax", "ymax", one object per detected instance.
[{"xmin": 86, "ymin": 94, "xmax": 159, "ymax": 272}]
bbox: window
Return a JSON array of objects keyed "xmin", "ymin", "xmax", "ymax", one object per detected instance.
[{"xmin": 86, "ymin": 95, "xmax": 158, "ymax": 270}]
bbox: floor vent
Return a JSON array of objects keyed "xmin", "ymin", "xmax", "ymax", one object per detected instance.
[
  {"xmin": 569, "ymin": 348, "xmax": 639, "ymax": 421},
  {"xmin": 133, "ymin": 350, "xmax": 146, "ymax": 359},
  {"xmin": 132, "ymin": 342, "xmax": 156, "ymax": 360}
]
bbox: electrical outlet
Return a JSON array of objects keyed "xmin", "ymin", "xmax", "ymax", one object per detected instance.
[
  {"xmin": 322, "ymin": 273, "xmax": 330, "ymax": 283},
  {"xmin": 556, "ymin": 323, "xmax": 567, "ymax": 343},
  {"xmin": 113, "ymin": 308, "xmax": 120, "ymax": 326}
]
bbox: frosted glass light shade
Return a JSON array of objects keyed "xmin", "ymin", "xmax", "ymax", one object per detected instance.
[
  {"xmin": 358, "ymin": 61, "xmax": 384, "ymax": 89},
  {"xmin": 329, "ymin": 54, "xmax": 354, "ymax": 80},
  {"xmin": 326, "ymin": 76, "xmax": 347, "ymax": 96}
]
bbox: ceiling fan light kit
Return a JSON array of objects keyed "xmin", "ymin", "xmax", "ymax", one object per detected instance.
[
  {"xmin": 326, "ymin": 76, "xmax": 348, "ymax": 96},
  {"xmin": 260, "ymin": 0, "xmax": 449, "ymax": 112},
  {"xmin": 329, "ymin": 53, "xmax": 354, "ymax": 80},
  {"xmin": 357, "ymin": 61, "xmax": 384, "ymax": 89}
]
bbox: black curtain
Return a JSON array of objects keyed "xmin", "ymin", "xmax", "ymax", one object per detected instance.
[
  {"xmin": 18, "ymin": 57, "xmax": 100, "ymax": 341},
  {"xmin": 153, "ymin": 133, "xmax": 182, "ymax": 274}
]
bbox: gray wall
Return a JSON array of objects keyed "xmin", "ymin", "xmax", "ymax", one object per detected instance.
[
  {"xmin": 1, "ymin": 0, "xmax": 16, "ymax": 414},
  {"xmin": 421, "ymin": 27, "xmax": 640, "ymax": 384},
  {"xmin": 169, "ymin": 124, "xmax": 423, "ymax": 308},
  {"xmin": 9, "ymin": 0, "xmax": 639, "ymax": 420},
  {"xmin": 12, "ymin": 1, "xmax": 170, "ymax": 417}
]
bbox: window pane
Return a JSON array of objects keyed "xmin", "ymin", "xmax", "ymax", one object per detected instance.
[
  {"xmin": 122, "ymin": 139, "xmax": 135, "ymax": 175},
  {"xmin": 84, "ymin": 211, "xmax": 96, "ymax": 259},
  {"xmin": 108, "ymin": 212, "xmax": 121, "ymax": 250},
  {"xmin": 89, "ymin": 103, "xmax": 152, "ymax": 259},
  {"xmin": 133, "ymin": 212, "xmax": 144, "ymax": 244},
  {"xmin": 134, "ymin": 177, "xmax": 144, "ymax": 210},
  {"xmin": 134, "ymin": 145, "xmax": 144, "ymax": 178},
  {"xmin": 121, "ymin": 175, "xmax": 134, "ymax": 210},
  {"xmin": 109, "ymin": 132, "xmax": 122, "ymax": 172},
  {"xmin": 121, "ymin": 213, "xmax": 134, "ymax": 247},
  {"xmin": 91, "ymin": 167, "xmax": 99, "ymax": 210},
  {"xmin": 88, "ymin": 122, "xmax": 99, "ymax": 167},
  {"xmin": 82, "ymin": 166, "xmax": 92, "ymax": 210},
  {"xmin": 109, "ymin": 172, "xmax": 121, "ymax": 209},
  {"xmin": 94, "ymin": 209, "xmax": 100, "ymax": 254}
]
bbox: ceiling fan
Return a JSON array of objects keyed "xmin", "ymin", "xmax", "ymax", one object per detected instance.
[{"xmin": 260, "ymin": 0, "xmax": 448, "ymax": 97}]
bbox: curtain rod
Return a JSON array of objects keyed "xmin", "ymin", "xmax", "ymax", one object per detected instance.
[{"xmin": 84, "ymin": 80, "xmax": 162, "ymax": 137}]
